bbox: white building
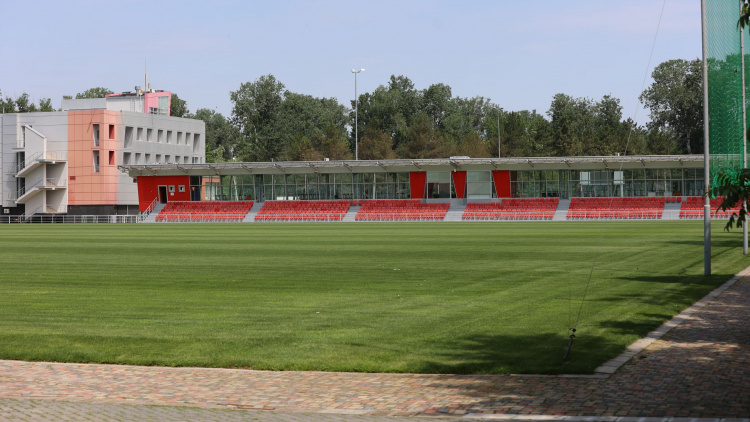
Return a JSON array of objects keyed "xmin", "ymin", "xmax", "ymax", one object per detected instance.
[{"xmin": 0, "ymin": 89, "xmax": 205, "ymax": 218}]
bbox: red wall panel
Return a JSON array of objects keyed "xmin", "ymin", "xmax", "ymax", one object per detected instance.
[
  {"xmin": 137, "ymin": 175, "xmax": 191, "ymax": 211},
  {"xmin": 409, "ymin": 172, "xmax": 427, "ymax": 199},
  {"xmin": 452, "ymin": 171, "xmax": 467, "ymax": 199},
  {"xmin": 493, "ymin": 170, "xmax": 512, "ymax": 198}
]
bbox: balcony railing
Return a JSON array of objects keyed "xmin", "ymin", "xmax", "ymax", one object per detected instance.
[{"xmin": 15, "ymin": 151, "xmax": 68, "ymax": 175}]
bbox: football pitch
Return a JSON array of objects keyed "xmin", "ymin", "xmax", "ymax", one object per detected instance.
[{"xmin": 0, "ymin": 221, "xmax": 746, "ymax": 374}]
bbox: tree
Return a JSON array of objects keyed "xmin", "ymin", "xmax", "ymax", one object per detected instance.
[
  {"xmin": 0, "ymin": 90, "xmax": 17, "ymax": 113},
  {"xmin": 314, "ymin": 124, "xmax": 353, "ymax": 160},
  {"xmin": 231, "ymin": 75, "xmax": 286, "ymax": 161},
  {"xmin": 75, "ymin": 87, "xmax": 114, "ymax": 99},
  {"xmin": 713, "ymin": 169, "xmax": 750, "ymax": 230},
  {"xmin": 548, "ymin": 93, "xmax": 591, "ymax": 156},
  {"xmin": 190, "ymin": 108, "xmax": 240, "ymax": 162},
  {"xmin": 38, "ymin": 98, "xmax": 54, "ymax": 112},
  {"xmin": 454, "ymin": 132, "xmax": 491, "ymax": 157},
  {"xmin": 277, "ymin": 91, "xmax": 350, "ymax": 149},
  {"xmin": 14, "ymin": 93, "xmax": 37, "ymax": 113},
  {"xmin": 283, "ymin": 134, "xmax": 323, "ymax": 161},
  {"xmin": 397, "ymin": 112, "xmax": 453, "ymax": 158},
  {"xmin": 639, "ymin": 59, "xmax": 703, "ymax": 154},
  {"xmin": 358, "ymin": 125, "xmax": 398, "ymax": 160},
  {"xmin": 170, "ymin": 93, "xmax": 188, "ymax": 117},
  {"xmin": 352, "ymin": 75, "xmax": 421, "ymax": 149}
]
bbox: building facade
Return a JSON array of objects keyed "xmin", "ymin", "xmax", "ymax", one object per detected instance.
[
  {"xmin": 0, "ymin": 92, "xmax": 205, "ymax": 218},
  {"xmin": 123, "ymin": 155, "xmax": 705, "ymax": 211}
]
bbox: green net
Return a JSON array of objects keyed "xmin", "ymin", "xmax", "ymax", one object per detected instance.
[{"xmin": 706, "ymin": 0, "xmax": 748, "ymax": 189}]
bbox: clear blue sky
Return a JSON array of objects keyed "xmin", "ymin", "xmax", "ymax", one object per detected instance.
[{"xmin": 1, "ymin": 0, "xmax": 699, "ymax": 125}]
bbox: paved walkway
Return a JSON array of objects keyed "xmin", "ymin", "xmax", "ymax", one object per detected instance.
[{"xmin": 0, "ymin": 270, "xmax": 749, "ymax": 421}]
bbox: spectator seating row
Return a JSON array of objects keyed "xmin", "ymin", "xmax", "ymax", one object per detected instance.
[
  {"xmin": 255, "ymin": 200, "xmax": 351, "ymax": 222},
  {"xmin": 567, "ymin": 197, "xmax": 665, "ymax": 220},
  {"xmin": 155, "ymin": 201, "xmax": 253, "ymax": 222},
  {"xmin": 355, "ymin": 199, "xmax": 449, "ymax": 221},
  {"xmin": 462, "ymin": 198, "xmax": 559, "ymax": 221},
  {"xmin": 679, "ymin": 196, "xmax": 741, "ymax": 219}
]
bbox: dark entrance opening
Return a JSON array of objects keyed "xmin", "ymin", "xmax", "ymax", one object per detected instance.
[{"xmin": 158, "ymin": 185, "xmax": 168, "ymax": 204}]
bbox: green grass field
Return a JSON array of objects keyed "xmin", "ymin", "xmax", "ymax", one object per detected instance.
[{"xmin": 0, "ymin": 221, "xmax": 746, "ymax": 374}]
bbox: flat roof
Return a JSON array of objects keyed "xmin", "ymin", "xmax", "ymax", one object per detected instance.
[{"xmin": 120, "ymin": 155, "xmax": 705, "ymax": 178}]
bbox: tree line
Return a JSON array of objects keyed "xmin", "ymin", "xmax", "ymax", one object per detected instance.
[{"xmin": 1, "ymin": 58, "xmax": 702, "ymax": 162}]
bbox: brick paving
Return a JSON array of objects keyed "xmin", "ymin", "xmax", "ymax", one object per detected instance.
[{"xmin": 0, "ymin": 270, "xmax": 749, "ymax": 421}]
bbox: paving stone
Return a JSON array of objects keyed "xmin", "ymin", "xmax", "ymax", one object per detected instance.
[{"xmin": 0, "ymin": 271, "xmax": 749, "ymax": 421}]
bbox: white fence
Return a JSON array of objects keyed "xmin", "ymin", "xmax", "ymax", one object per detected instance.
[{"xmin": 0, "ymin": 215, "xmax": 140, "ymax": 224}]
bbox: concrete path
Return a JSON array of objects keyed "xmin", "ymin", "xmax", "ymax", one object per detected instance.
[{"xmin": 0, "ymin": 268, "xmax": 749, "ymax": 421}]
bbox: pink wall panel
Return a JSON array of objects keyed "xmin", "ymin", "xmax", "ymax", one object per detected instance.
[{"xmin": 67, "ymin": 110, "xmax": 120, "ymax": 206}]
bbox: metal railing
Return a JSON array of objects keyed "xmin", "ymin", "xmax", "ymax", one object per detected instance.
[
  {"xmin": 140, "ymin": 197, "xmax": 158, "ymax": 220},
  {"xmin": 14, "ymin": 178, "xmax": 67, "ymax": 200},
  {"xmin": 0, "ymin": 214, "xmax": 141, "ymax": 224},
  {"xmin": 156, "ymin": 213, "xmax": 248, "ymax": 223},
  {"xmin": 15, "ymin": 151, "xmax": 67, "ymax": 174}
]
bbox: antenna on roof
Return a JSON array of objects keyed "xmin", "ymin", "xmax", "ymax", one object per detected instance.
[{"xmin": 144, "ymin": 59, "xmax": 150, "ymax": 93}]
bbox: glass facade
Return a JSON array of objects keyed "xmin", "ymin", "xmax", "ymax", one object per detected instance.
[
  {"xmin": 187, "ymin": 167, "xmax": 704, "ymax": 202},
  {"xmin": 511, "ymin": 168, "xmax": 704, "ymax": 198},
  {"xmin": 194, "ymin": 172, "xmax": 412, "ymax": 202}
]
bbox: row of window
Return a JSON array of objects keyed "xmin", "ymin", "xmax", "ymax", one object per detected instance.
[
  {"xmin": 92, "ymin": 124, "xmax": 114, "ymax": 147},
  {"xmin": 94, "ymin": 151, "xmax": 204, "ymax": 172},
  {"xmin": 121, "ymin": 152, "xmax": 203, "ymax": 166},
  {"xmin": 123, "ymin": 126, "xmax": 201, "ymax": 153},
  {"xmin": 189, "ymin": 169, "xmax": 706, "ymax": 201}
]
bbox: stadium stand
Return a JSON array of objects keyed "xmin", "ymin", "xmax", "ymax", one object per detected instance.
[
  {"xmin": 255, "ymin": 200, "xmax": 351, "ymax": 222},
  {"xmin": 566, "ymin": 197, "xmax": 665, "ymax": 220},
  {"xmin": 679, "ymin": 196, "xmax": 741, "ymax": 219},
  {"xmin": 155, "ymin": 201, "xmax": 253, "ymax": 222},
  {"xmin": 355, "ymin": 199, "xmax": 449, "ymax": 221},
  {"xmin": 462, "ymin": 198, "xmax": 559, "ymax": 221}
]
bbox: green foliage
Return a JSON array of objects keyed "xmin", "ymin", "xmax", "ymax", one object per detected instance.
[
  {"xmin": 0, "ymin": 90, "xmax": 17, "ymax": 113},
  {"xmin": 712, "ymin": 168, "xmax": 750, "ymax": 231},
  {"xmin": 170, "ymin": 93, "xmax": 188, "ymax": 117},
  {"xmin": 0, "ymin": 222, "xmax": 745, "ymax": 374},
  {"xmin": 358, "ymin": 123, "xmax": 397, "ymax": 160},
  {"xmin": 231, "ymin": 74, "xmax": 286, "ymax": 161},
  {"xmin": 639, "ymin": 59, "xmax": 703, "ymax": 154},
  {"xmin": 283, "ymin": 134, "xmax": 322, "ymax": 161},
  {"xmin": 38, "ymin": 98, "xmax": 54, "ymax": 112},
  {"xmin": 189, "ymin": 108, "xmax": 240, "ymax": 162},
  {"xmin": 397, "ymin": 112, "xmax": 454, "ymax": 158},
  {"xmin": 454, "ymin": 131, "xmax": 491, "ymax": 158},
  {"xmin": 75, "ymin": 87, "xmax": 114, "ymax": 99},
  {"xmin": 740, "ymin": 1, "xmax": 750, "ymax": 30},
  {"xmin": 548, "ymin": 93, "xmax": 635, "ymax": 156},
  {"xmin": 14, "ymin": 93, "xmax": 37, "ymax": 113}
]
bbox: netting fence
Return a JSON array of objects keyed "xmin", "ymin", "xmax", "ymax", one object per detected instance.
[{"xmin": 706, "ymin": 0, "xmax": 749, "ymax": 188}]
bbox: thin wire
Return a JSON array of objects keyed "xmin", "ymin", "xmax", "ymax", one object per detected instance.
[{"xmin": 571, "ymin": 0, "xmax": 667, "ymax": 330}]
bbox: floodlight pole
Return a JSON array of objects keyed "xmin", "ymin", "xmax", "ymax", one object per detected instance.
[
  {"xmin": 702, "ymin": 0, "xmax": 711, "ymax": 276},
  {"xmin": 497, "ymin": 107, "xmax": 503, "ymax": 158},
  {"xmin": 352, "ymin": 68, "xmax": 365, "ymax": 161},
  {"xmin": 741, "ymin": 1, "xmax": 748, "ymax": 256}
]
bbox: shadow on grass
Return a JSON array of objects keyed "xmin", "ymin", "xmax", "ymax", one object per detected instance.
[
  {"xmin": 413, "ymin": 273, "xmax": 738, "ymax": 376},
  {"xmin": 660, "ymin": 239, "xmax": 741, "ymax": 248},
  {"xmin": 414, "ymin": 331, "xmax": 620, "ymax": 375}
]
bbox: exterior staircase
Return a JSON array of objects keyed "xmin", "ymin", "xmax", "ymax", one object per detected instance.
[
  {"xmin": 141, "ymin": 202, "xmax": 166, "ymax": 223},
  {"xmin": 443, "ymin": 203, "xmax": 466, "ymax": 222},
  {"xmin": 663, "ymin": 199, "xmax": 682, "ymax": 220},
  {"xmin": 342, "ymin": 205, "xmax": 360, "ymax": 222},
  {"xmin": 552, "ymin": 199, "xmax": 570, "ymax": 221},
  {"xmin": 243, "ymin": 201, "xmax": 265, "ymax": 222}
]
